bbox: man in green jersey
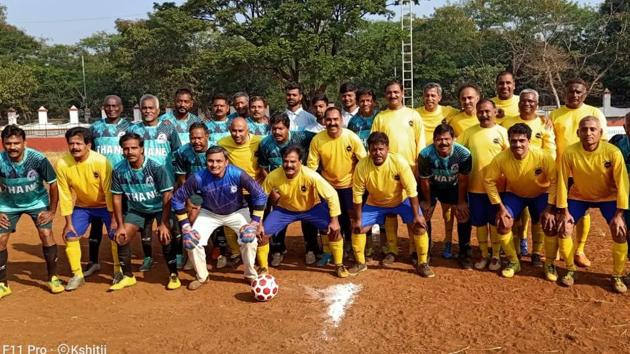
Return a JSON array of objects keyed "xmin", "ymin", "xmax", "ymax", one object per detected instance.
[
  {"xmin": 110, "ymin": 132, "xmax": 179, "ymax": 291},
  {"xmin": 0, "ymin": 125, "xmax": 63, "ymax": 298}
]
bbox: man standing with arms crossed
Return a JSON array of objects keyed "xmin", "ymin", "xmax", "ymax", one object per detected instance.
[
  {"xmin": 307, "ymin": 107, "xmax": 366, "ymax": 270},
  {"xmin": 86, "ymin": 95, "xmax": 127, "ymax": 278},
  {"xmin": 0, "ymin": 125, "xmax": 63, "ymax": 297},
  {"xmin": 371, "ymin": 80, "xmax": 426, "ymax": 265},
  {"xmin": 56, "ymin": 127, "xmax": 114, "ymax": 291},
  {"xmin": 551, "ymin": 79, "xmax": 608, "ymax": 268}
]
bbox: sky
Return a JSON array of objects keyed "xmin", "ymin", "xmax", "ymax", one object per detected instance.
[{"xmin": 3, "ymin": 0, "xmax": 605, "ymax": 45}]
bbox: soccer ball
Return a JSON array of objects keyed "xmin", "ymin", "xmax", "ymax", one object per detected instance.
[{"xmin": 251, "ymin": 274, "xmax": 279, "ymax": 302}]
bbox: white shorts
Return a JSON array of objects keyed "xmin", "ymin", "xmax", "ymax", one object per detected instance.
[{"xmin": 192, "ymin": 207, "xmax": 250, "ymax": 246}]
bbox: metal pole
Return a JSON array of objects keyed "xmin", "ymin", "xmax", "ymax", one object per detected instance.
[{"xmin": 82, "ymin": 55, "xmax": 87, "ymax": 121}]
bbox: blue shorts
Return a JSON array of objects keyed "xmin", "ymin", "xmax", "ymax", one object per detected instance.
[
  {"xmin": 568, "ymin": 199, "xmax": 617, "ymax": 224},
  {"xmin": 490, "ymin": 192, "xmax": 548, "ymax": 225},
  {"xmin": 361, "ymin": 199, "xmax": 421, "ymax": 227},
  {"xmin": 67, "ymin": 207, "xmax": 112, "ymax": 240},
  {"xmin": 469, "ymin": 193, "xmax": 492, "ymax": 227},
  {"xmin": 264, "ymin": 203, "xmax": 330, "ymax": 236}
]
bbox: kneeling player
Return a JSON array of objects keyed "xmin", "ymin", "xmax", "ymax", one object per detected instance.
[
  {"xmin": 0, "ymin": 125, "xmax": 63, "ymax": 297},
  {"xmin": 484, "ymin": 123, "xmax": 557, "ymax": 278},
  {"xmin": 259, "ymin": 145, "xmax": 346, "ymax": 277},
  {"xmin": 351, "ymin": 132, "xmax": 432, "ymax": 277},
  {"xmin": 172, "ymin": 146, "xmax": 267, "ymax": 290},
  {"xmin": 110, "ymin": 133, "xmax": 179, "ymax": 291},
  {"xmin": 555, "ymin": 116, "xmax": 629, "ymax": 293}
]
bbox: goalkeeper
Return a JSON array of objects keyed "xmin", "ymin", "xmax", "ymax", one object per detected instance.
[{"xmin": 172, "ymin": 146, "xmax": 267, "ymax": 290}]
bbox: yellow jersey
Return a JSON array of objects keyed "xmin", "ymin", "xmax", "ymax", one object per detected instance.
[
  {"xmin": 416, "ymin": 105, "xmax": 459, "ymax": 145},
  {"xmin": 262, "ymin": 166, "xmax": 340, "ymax": 217},
  {"xmin": 501, "ymin": 115, "xmax": 557, "ymax": 159},
  {"xmin": 218, "ymin": 134, "xmax": 262, "ymax": 181},
  {"xmin": 352, "ymin": 153, "xmax": 417, "ymax": 208},
  {"xmin": 458, "ymin": 124, "xmax": 509, "ymax": 193},
  {"xmin": 491, "ymin": 95, "xmax": 520, "ymax": 124},
  {"xmin": 556, "ymin": 141, "xmax": 629, "ymax": 209},
  {"xmin": 447, "ymin": 111, "xmax": 478, "ymax": 137},
  {"xmin": 484, "ymin": 147, "xmax": 556, "ymax": 205},
  {"xmin": 551, "ymin": 104, "xmax": 607, "ymax": 158},
  {"xmin": 371, "ymin": 107, "xmax": 426, "ymax": 168},
  {"xmin": 55, "ymin": 151, "xmax": 113, "ymax": 216},
  {"xmin": 306, "ymin": 128, "xmax": 366, "ymax": 189}
]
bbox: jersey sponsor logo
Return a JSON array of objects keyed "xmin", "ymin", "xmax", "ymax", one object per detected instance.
[
  {"xmin": 27, "ymin": 169, "xmax": 39, "ymax": 181},
  {"xmin": 1, "ymin": 182, "xmax": 38, "ymax": 194},
  {"xmin": 604, "ymin": 161, "xmax": 612, "ymax": 168},
  {"xmin": 124, "ymin": 191, "xmax": 158, "ymax": 203},
  {"xmin": 157, "ymin": 133, "xmax": 168, "ymax": 143},
  {"xmin": 408, "ymin": 120, "xmax": 414, "ymax": 127},
  {"xmin": 394, "ymin": 174, "xmax": 400, "ymax": 180},
  {"xmin": 450, "ymin": 163, "xmax": 459, "ymax": 172},
  {"xmin": 492, "ymin": 138, "xmax": 500, "ymax": 144},
  {"xmin": 346, "ymin": 145, "xmax": 352, "ymax": 152},
  {"xmin": 93, "ymin": 172, "xmax": 100, "ymax": 179},
  {"xmin": 534, "ymin": 167, "xmax": 543, "ymax": 175},
  {"xmin": 97, "ymin": 145, "xmax": 123, "ymax": 155},
  {"xmin": 535, "ymin": 132, "xmax": 542, "ymax": 139},
  {"xmin": 230, "ymin": 185, "xmax": 238, "ymax": 193},
  {"xmin": 145, "ymin": 175, "xmax": 154, "ymax": 185},
  {"xmin": 118, "ymin": 131, "xmax": 126, "ymax": 138},
  {"xmin": 300, "ymin": 185, "xmax": 307, "ymax": 192}
]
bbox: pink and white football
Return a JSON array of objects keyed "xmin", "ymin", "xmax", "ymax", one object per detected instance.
[{"xmin": 251, "ymin": 274, "xmax": 279, "ymax": 302}]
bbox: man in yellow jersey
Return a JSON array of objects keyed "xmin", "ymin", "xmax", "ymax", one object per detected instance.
[
  {"xmin": 484, "ymin": 123, "xmax": 557, "ymax": 278},
  {"xmin": 219, "ymin": 117, "xmax": 264, "ymax": 266},
  {"xmin": 416, "ymin": 83, "xmax": 459, "ymax": 259},
  {"xmin": 491, "ymin": 71, "xmax": 520, "ymax": 123},
  {"xmin": 55, "ymin": 127, "xmax": 115, "ymax": 291},
  {"xmin": 447, "ymin": 84, "xmax": 481, "ymax": 137},
  {"xmin": 259, "ymin": 145, "xmax": 346, "ymax": 277},
  {"xmin": 371, "ymin": 80, "xmax": 425, "ymax": 265},
  {"xmin": 352, "ymin": 132, "xmax": 432, "ymax": 277},
  {"xmin": 551, "ymin": 78, "xmax": 608, "ymax": 268},
  {"xmin": 501, "ymin": 89, "xmax": 557, "ymax": 262},
  {"xmin": 458, "ymin": 99, "xmax": 509, "ymax": 271},
  {"xmin": 307, "ymin": 107, "xmax": 366, "ymax": 273},
  {"xmin": 554, "ymin": 116, "xmax": 628, "ymax": 292}
]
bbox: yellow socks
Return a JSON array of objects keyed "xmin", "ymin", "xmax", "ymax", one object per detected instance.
[
  {"xmin": 490, "ymin": 225, "xmax": 501, "ymax": 259},
  {"xmin": 111, "ymin": 242, "xmax": 121, "ymax": 273},
  {"xmin": 256, "ymin": 243, "xmax": 269, "ymax": 269},
  {"xmin": 225, "ymin": 227, "xmax": 240, "ymax": 256},
  {"xmin": 443, "ymin": 206, "xmax": 454, "ymax": 243},
  {"xmin": 612, "ymin": 242, "xmax": 628, "ymax": 277},
  {"xmin": 531, "ymin": 223, "xmax": 544, "ymax": 255},
  {"xmin": 576, "ymin": 214, "xmax": 590, "ymax": 254},
  {"xmin": 329, "ymin": 239, "xmax": 344, "ymax": 265},
  {"xmin": 498, "ymin": 231, "xmax": 518, "ymax": 263},
  {"xmin": 558, "ymin": 237, "xmax": 576, "ymax": 271},
  {"xmin": 65, "ymin": 240, "xmax": 83, "ymax": 277},
  {"xmin": 477, "ymin": 225, "xmax": 489, "ymax": 258},
  {"xmin": 321, "ymin": 235, "xmax": 330, "ymax": 254},
  {"xmin": 544, "ymin": 235, "xmax": 559, "ymax": 265},
  {"xmin": 519, "ymin": 208, "xmax": 530, "ymax": 239},
  {"xmin": 413, "ymin": 231, "xmax": 429, "ymax": 264},
  {"xmin": 384, "ymin": 216, "xmax": 398, "ymax": 255},
  {"xmin": 351, "ymin": 234, "xmax": 366, "ymax": 264}
]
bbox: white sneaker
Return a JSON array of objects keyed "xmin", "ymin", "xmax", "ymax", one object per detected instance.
[
  {"xmin": 474, "ymin": 256, "xmax": 491, "ymax": 270},
  {"xmin": 271, "ymin": 252, "xmax": 284, "ymax": 267},
  {"xmin": 216, "ymin": 255, "xmax": 227, "ymax": 269},
  {"xmin": 305, "ymin": 251, "xmax": 316, "ymax": 265},
  {"xmin": 488, "ymin": 257, "xmax": 501, "ymax": 271}
]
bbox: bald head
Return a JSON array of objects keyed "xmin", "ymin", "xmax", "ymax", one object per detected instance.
[{"xmin": 229, "ymin": 117, "xmax": 249, "ymax": 145}]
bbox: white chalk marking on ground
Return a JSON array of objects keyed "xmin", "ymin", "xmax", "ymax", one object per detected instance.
[{"xmin": 305, "ymin": 283, "xmax": 362, "ymax": 339}]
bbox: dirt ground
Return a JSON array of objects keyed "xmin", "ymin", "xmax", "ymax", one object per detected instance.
[{"xmin": 4, "ymin": 204, "xmax": 630, "ymax": 354}]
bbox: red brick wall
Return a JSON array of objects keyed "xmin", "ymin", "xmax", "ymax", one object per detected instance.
[{"xmin": 26, "ymin": 137, "xmax": 67, "ymax": 152}]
